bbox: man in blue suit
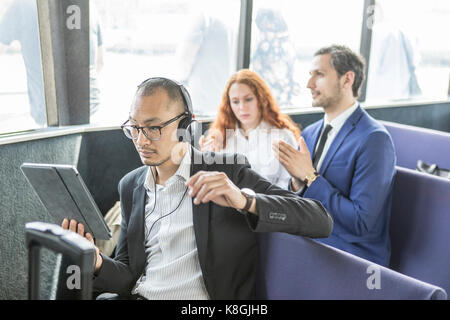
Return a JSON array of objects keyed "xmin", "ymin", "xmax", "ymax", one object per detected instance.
[{"xmin": 274, "ymin": 45, "xmax": 396, "ymax": 266}]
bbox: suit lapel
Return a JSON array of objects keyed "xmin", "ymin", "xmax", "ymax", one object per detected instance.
[
  {"xmin": 190, "ymin": 148, "xmax": 210, "ymax": 273},
  {"xmin": 319, "ymin": 106, "xmax": 363, "ymax": 174},
  {"xmin": 307, "ymin": 120, "xmax": 324, "ymax": 158},
  {"xmin": 127, "ymin": 179, "xmax": 146, "ymax": 274}
]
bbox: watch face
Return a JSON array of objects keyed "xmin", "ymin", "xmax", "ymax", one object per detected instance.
[
  {"xmin": 241, "ymin": 188, "xmax": 256, "ymax": 197},
  {"xmin": 307, "ymin": 171, "xmax": 318, "ymax": 180}
]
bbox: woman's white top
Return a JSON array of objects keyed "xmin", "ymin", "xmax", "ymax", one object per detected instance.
[{"xmin": 221, "ymin": 121, "xmax": 298, "ymax": 189}]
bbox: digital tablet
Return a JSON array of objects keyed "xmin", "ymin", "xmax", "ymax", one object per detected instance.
[{"xmin": 21, "ymin": 163, "xmax": 112, "ymax": 240}]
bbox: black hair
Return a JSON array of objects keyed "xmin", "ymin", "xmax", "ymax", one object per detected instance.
[{"xmin": 136, "ymin": 78, "xmax": 185, "ymax": 112}]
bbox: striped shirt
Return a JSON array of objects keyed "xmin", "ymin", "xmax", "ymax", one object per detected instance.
[{"xmin": 132, "ymin": 148, "xmax": 209, "ymax": 300}]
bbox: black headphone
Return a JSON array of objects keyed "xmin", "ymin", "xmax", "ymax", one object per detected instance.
[{"xmin": 137, "ymin": 77, "xmax": 195, "ymax": 143}]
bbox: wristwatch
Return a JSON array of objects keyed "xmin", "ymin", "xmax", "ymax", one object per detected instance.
[
  {"xmin": 238, "ymin": 188, "xmax": 256, "ymax": 213},
  {"xmin": 303, "ymin": 171, "xmax": 319, "ymax": 186}
]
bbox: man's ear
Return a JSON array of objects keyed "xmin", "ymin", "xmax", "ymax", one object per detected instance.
[{"xmin": 342, "ymin": 71, "xmax": 355, "ymax": 91}]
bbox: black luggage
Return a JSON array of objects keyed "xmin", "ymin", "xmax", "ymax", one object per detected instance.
[{"xmin": 25, "ymin": 222, "xmax": 95, "ymax": 300}]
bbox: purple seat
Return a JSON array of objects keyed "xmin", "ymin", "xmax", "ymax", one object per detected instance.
[
  {"xmin": 256, "ymin": 232, "xmax": 446, "ymax": 299},
  {"xmin": 389, "ymin": 166, "xmax": 450, "ymax": 297},
  {"xmin": 381, "ymin": 121, "xmax": 450, "ymax": 170}
]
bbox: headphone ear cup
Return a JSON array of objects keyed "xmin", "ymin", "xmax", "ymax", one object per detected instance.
[
  {"xmin": 177, "ymin": 118, "xmax": 192, "ymax": 142},
  {"xmin": 178, "ymin": 117, "xmax": 189, "ymax": 130}
]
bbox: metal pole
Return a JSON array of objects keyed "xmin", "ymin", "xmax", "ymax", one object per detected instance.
[
  {"xmin": 359, "ymin": 0, "xmax": 375, "ymax": 102},
  {"xmin": 237, "ymin": 0, "xmax": 253, "ymax": 70}
]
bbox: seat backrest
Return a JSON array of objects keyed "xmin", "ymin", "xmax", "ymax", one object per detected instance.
[
  {"xmin": 381, "ymin": 120, "xmax": 450, "ymax": 170},
  {"xmin": 256, "ymin": 232, "xmax": 446, "ymax": 300},
  {"xmin": 389, "ymin": 166, "xmax": 450, "ymax": 296}
]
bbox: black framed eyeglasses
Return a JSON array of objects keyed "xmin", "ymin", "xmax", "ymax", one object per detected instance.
[{"xmin": 121, "ymin": 112, "xmax": 187, "ymax": 141}]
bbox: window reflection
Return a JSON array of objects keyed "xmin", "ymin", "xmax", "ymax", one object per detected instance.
[
  {"xmin": 367, "ymin": 0, "xmax": 450, "ymax": 102},
  {"xmin": 250, "ymin": 0, "xmax": 364, "ymax": 109},
  {"xmin": 0, "ymin": 0, "xmax": 46, "ymax": 134},
  {"xmin": 90, "ymin": 0, "xmax": 240, "ymax": 124}
]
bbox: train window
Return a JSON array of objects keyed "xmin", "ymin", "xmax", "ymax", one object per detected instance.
[
  {"xmin": 249, "ymin": 0, "xmax": 364, "ymax": 110},
  {"xmin": 366, "ymin": 0, "xmax": 450, "ymax": 103},
  {"xmin": 90, "ymin": 0, "xmax": 240, "ymax": 125},
  {"xmin": 0, "ymin": 0, "xmax": 47, "ymax": 135}
]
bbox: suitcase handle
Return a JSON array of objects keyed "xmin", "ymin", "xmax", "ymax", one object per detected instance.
[{"xmin": 25, "ymin": 222, "xmax": 96, "ymax": 300}]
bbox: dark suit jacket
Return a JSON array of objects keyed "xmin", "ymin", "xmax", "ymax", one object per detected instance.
[
  {"xmin": 93, "ymin": 148, "xmax": 333, "ymax": 299},
  {"xmin": 301, "ymin": 106, "xmax": 396, "ymax": 266}
]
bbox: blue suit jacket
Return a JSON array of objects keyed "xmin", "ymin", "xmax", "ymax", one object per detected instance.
[{"xmin": 301, "ymin": 106, "xmax": 396, "ymax": 266}]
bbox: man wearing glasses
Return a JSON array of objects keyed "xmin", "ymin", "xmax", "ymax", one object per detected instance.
[{"xmin": 62, "ymin": 77, "xmax": 333, "ymax": 300}]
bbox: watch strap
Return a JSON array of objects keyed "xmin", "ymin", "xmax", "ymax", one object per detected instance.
[{"xmin": 242, "ymin": 191, "xmax": 254, "ymax": 212}]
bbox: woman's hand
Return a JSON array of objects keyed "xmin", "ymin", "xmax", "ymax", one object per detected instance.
[{"xmin": 199, "ymin": 135, "xmax": 218, "ymax": 152}]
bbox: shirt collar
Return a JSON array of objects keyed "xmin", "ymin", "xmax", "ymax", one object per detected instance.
[
  {"xmin": 144, "ymin": 146, "xmax": 191, "ymax": 191},
  {"xmin": 324, "ymin": 102, "xmax": 359, "ymax": 132},
  {"xmin": 235, "ymin": 120, "xmax": 270, "ymax": 138}
]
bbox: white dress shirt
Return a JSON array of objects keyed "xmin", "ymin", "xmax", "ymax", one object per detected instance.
[
  {"xmin": 222, "ymin": 120, "xmax": 298, "ymax": 189},
  {"xmin": 314, "ymin": 102, "xmax": 359, "ymax": 171},
  {"xmin": 132, "ymin": 148, "xmax": 209, "ymax": 300}
]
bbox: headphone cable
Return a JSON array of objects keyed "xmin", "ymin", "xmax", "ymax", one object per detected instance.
[{"xmin": 144, "ymin": 166, "xmax": 190, "ymax": 242}]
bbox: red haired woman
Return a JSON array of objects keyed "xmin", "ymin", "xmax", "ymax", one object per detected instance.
[{"xmin": 199, "ymin": 69, "xmax": 301, "ymax": 189}]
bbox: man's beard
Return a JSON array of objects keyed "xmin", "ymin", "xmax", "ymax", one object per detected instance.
[
  {"xmin": 142, "ymin": 154, "xmax": 171, "ymax": 167},
  {"xmin": 312, "ymin": 84, "xmax": 342, "ymax": 110}
]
